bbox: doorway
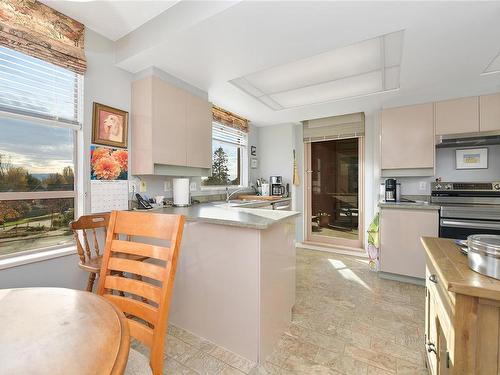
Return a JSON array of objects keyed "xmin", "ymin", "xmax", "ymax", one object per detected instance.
[{"xmin": 305, "ymin": 137, "xmax": 364, "ymax": 250}]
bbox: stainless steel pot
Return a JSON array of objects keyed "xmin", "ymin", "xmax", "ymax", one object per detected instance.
[{"xmin": 467, "ymin": 234, "xmax": 500, "ymax": 280}]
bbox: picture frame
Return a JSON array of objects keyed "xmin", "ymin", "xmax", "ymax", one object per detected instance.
[
  {"xmin": 250, "ymin": 145, "xmax": 257, "ymax": 156},
  {"xmin": 250, "ymin": 157, "xmax": 259, "ymax": 169},
  {"xmin": 92, "ymin": 102, "xmax": 129, "ymax": 148},
  {"xmin": 455, "ymin": 148, "xmax": 488, "ymax": 170}
]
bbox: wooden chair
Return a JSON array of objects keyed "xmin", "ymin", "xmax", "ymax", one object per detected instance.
[
  {"xmin": 96, "ymin": 210, "xmax": 185, "ymax": 375},
  {"xmin": 71, "ymin": 213, "xmax": 110, "ymax": 292}
]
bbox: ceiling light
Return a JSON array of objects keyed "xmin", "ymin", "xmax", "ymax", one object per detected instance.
[{"xmin": 230, "ymin": 30, "xmax": 404, "ymax": 110}]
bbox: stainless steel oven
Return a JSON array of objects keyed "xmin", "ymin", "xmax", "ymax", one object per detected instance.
[{"xmin": 432, "ymin": 182, "xmax": 500, "ymax": 240}]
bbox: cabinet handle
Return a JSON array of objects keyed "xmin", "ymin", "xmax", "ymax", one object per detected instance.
[
  {"xmin": 429, "ymin": 274, "xmax": 438, "ymax": 284},
  {"xmin": 427, "ymin": 342, "xmax": 437, "ymax": 354}
]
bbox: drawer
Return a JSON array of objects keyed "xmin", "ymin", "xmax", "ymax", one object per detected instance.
[{"xmin": 425, "ymin": 264, "xmax": 454, "ymax": 346}]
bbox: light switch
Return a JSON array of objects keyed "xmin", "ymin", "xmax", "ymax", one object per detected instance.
[
  {"xmin": 190, "ymin": 182, "xmax": 197, "ymax": 191},
  {"xmin": 164, "ymin": 180, "xmax": 172, "ymax": 191},
  {"xmin": 419, "ymin": 181, "xmax": 427, "ymax": 190}
]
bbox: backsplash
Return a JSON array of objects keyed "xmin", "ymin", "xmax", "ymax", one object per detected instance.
[{"xmin": 384, "ymin": 144, "xmax": 500, "ymax": 195}]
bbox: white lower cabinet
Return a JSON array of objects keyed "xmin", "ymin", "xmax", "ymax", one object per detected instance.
[{"xmin": 379, "ymin": 208, "xmax": 438, "ymax": 279}]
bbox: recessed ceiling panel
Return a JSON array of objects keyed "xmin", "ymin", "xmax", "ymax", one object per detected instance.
[{"xmin": 230, "ymin": 30, "xmax": 404, "ymax": 110}]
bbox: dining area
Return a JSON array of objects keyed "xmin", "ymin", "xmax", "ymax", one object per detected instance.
[{"xmin": 0, "ymin": 211, "xmax": 186, "ymax": 375}]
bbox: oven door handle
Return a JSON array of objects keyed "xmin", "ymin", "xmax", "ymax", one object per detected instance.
[{"xmin": 440, "ymin": 219, "xmax": 500, "ymax": 230}]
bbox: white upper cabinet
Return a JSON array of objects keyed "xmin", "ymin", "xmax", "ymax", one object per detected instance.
[
  {"xmin": 131, "ymin": 75, "xmax": 212, "ymax": 175},
  {"xmin": 381, "ymin": 103, "xmax": 435, "ymax": 170},
  {"xmin": 480, "ymin": 93, "xmax": 500, "ymax": 132},
  {"xmin": 435, "ymin": 97, "xmax": 479, "ymax": 135}
]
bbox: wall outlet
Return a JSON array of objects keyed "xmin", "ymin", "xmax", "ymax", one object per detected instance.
[
  {"xmin": 128, "ymin": 181, "xmax": 137, "ymax": 193},
  {"xmin": 140, "ymin": 180, "xmax": 147, "ymax": 192},
  {"xmin": 419, "ymin": 181, "xmax": 427, "ymax": 191},
  {"xmin": 190, "ymin": 182, "xmax": 197, "ymax": 191},
  {"xmin": 164, "ymin": 180, "xmax": 172, "ymax": 191}
]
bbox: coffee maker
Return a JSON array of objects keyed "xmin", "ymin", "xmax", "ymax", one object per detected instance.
[
  {"xmin": 270, "ymin": 176, "xmax": 285, "ymax": 196},
  {"xmin": 385, "ymin": 178, "xmax": 397, "ymax": 202}
]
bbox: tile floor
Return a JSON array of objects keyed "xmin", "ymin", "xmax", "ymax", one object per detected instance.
[{"xmin": 134, "ymin": 247, "xmax": 428, "ymax": 374}]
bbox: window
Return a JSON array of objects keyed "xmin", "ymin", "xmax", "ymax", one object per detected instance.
[
  {"xmin": 202, "ymin": 123, "xmax": 248, "ymax": 187},
  {"xmin": 0, "ymin": 47, "xmax": 82, "ymax": 258}
]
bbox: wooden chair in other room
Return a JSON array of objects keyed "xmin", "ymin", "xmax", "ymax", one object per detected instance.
[
  {"xmin": 96, "ymin": 210, "xmax": 185, "ymax": 375},
  {"xmin": 70, "ymin": 213, "xmax": 110, "ymax": 292}
]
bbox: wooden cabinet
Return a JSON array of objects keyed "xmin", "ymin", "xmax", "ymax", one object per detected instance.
[
  {"xmin": 131, "ymin": 75, "xmax": 212, "ymax": 175},
  {"xmin": 480, "ymin": 93, "xmax": 500, "ymax": 132},
  {"xmin": 381, "ymin": 103, "xmax": 434, "ymax": 171},
  {"xmin": 435, "ymin": 97, "xmax": 479, "ymax": 135},
  {"xmin": 186, "ymin": 94, "xmax": 212, "ymax": 169},
  {"xmin": 379, "ymin": 208, "xmax": 438, "ymax": 279},
  {"xmin": 422, "ymin": 237, "xmax": 500, "ymax": 375}
]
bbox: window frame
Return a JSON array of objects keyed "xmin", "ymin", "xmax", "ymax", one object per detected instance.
[
  {"xmin": 201, "ymin": 122, "xmax": 248, "ymax": 191},
  {"xmin": 0, "ymin": 65, "xmax": 83, "ymax": 260}
]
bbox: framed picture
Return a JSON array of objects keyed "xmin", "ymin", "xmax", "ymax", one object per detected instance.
[
  {"xmin": 92, "ymin": 102, "xmax": 129, "ymax": 148},
  {"xmin": 250, "ymin": 145, "xmax": 257, "ymax": 156},
  {"xmin": 456, "ymin": 148, "xmax": 488, "ymax": 169},
  {"xmin": 250, "ymin": 158, "xmax": 258, "ymax": 169}
]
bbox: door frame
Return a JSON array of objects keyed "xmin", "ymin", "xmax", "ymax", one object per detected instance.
[{"xmin": 304, "ymin": 136, "xmax": 365, "ymax": 250}]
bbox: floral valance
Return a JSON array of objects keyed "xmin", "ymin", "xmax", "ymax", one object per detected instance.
[
  {"xmin": 0, "ymin": 0, "xmax": 86, "ymax": 74},
  {"xmin": 212, "ymin": 105, "xmax": 249, "ymax": 133}
]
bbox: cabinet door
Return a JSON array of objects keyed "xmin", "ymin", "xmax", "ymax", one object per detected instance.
[
  {"xmin": 435, "ymin": 97, "xmax": 479, "ymax": 135},
  {"xmin": 480, "ymin": 93, "xmax": 500, "ymax": 132},
  {"xmin": 425, "ymin": 286, "xmax": 438, "ymax": 375},
  {"xmin": 437, "ymin": 320, "xmax": 451, "ymax": 375},
  {"xmin": 186, "ymin": 94, "xmax": 212, "ymax": 169},
  {"xmin": 380, "ymin": 209, "xmax": 438, "ymax": 278},
  {"xmin": 381, "ymin": 103, "xmax": 434, "ymax": 170},
  {"xmin": 152, "ymin": 77, "xmax": 187, "ymax": 166}
]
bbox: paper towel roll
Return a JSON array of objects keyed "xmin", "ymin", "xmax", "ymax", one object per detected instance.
[{"xmin": 173, "ymin": 178, "xmax": 190, "ymax": 206}]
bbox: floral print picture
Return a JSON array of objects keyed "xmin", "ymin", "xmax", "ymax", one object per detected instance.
[{"xmin": 90, "ymin": 145, "xmax": 128, "ymax": 180}]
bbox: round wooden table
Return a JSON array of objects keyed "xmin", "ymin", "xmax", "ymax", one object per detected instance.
[{"xmin": 0, "ymin": 288, "xmax": 130, "ymax": 375}]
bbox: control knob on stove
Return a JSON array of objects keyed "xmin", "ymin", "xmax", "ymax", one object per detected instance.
[
  {"xmin": 445, "ymin": 184, "xmax": 453, "ymax": 190},
  {"xmin": 435, "ymin": 184, "xmax": 442, "ymax": 190},
  {"xmin": 494, "ymin": 183, "xmax": 500, "ymax": 191}
]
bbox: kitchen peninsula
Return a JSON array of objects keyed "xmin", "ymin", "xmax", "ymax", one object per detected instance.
[{"xmin": 150, "ymin": 203, "xmax": 299, "ymax": 364}]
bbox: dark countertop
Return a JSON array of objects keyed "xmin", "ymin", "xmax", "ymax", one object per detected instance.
[{"xmin": 136, "ymin": 201, "xmax": 299, "ymax": 230}]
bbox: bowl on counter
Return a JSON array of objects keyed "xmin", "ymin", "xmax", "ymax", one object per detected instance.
[{"xmin": 467, "ymin": 234, "xmax": 500, "ymax": 280}]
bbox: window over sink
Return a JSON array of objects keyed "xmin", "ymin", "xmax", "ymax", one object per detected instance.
[
  {"xmin": 0, "ymin": 46, "xmax": 82, "ymax": 258},
  {"xmin": 202, "ymin": 122, "xmax": 248, "ymax": 188}
]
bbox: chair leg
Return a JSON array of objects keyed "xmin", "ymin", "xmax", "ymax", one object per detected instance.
[{"xmin": 86, "ymin": 273, "xmax": 96, "ymax": 292}]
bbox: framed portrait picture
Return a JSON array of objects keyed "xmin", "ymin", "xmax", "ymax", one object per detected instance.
[
  {"xmin": 92, "ymin": 102, "xmax": 129, "ymax": 148},
  {"xmin": 456, "ymin": 148, "xmax": 488, "ymax": 169}
]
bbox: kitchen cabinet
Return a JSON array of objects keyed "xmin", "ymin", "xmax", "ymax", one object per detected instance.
[
  {"xmin": 131, "ymin": 75, "xmax": 212, "ymax": 175},
  {"xmin": 435, "ymin": 97, "xmax": 479, "ymax": 135},
  {"xmin": 480, "ymin": 93, "xmax": 500, "ymax": 132},
  {"xmin": 379, "ymin": 208, "xmax": 438, "ymax": 279},
  {"xmin": 380, "ymin": 103, "xmax": 434, "ymax": 171},
  {"xmin": 422, "ymin": 237, "xmax": 500, "ymax": 375}
]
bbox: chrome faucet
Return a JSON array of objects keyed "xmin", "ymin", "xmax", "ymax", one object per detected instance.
[{"xmin": 226, "ymin": 186, "xmax": 247, "ymax": 202}]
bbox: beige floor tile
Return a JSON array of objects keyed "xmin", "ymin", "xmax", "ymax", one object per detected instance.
[
  {"xmin": 165, "ymin": 335, "xmax": 199, "ymax": 363},
  {"xmin": 344, "ymin": 345, "xmax": 397, "ymax": 373},
  {"xmin": 164, "ymin": 356, "xmax": 198, "ymax": 375},
  {"xmin": 183, "ymin": 350, "xmax": 227, "ymax": 374},
  {"xmin": 366, "ymin": 365, "xmax": 394, "ymax": 374},
  {"xmin": 209, "ymin": 346, "xmax": 256, "ymax": 373},
  {"xmin": 282, "ymin": 354, "xmax": 343, "ymax": 374},
  {"xmin": 315, "ymin": 348, "xmax": 368, "ymax": 375}
]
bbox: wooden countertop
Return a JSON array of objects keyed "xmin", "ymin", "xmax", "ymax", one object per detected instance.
[{"xmin": 421, "ymin": 237, "xmax": 500, "ymax": 301}]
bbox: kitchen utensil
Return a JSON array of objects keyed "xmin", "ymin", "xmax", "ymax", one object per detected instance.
[
  {"xmin": 155, "ymin": 195, "xmax": 165, "ymax": 205},
  {"xmin": 293, "ymin": 149, "xmax": 300, "ymax": 186},
  {"xmin": 468, "ymin": 234, "xmax": 500, "ymax": 280}
]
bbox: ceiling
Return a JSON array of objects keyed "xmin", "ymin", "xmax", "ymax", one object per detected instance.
[
  {"xmin": 45, "ymin": 1, "xmax": 500, "ymax": 126},
  {"xmin": 41, "ymin": 0, "xmax": 179, "ymax": 41}
]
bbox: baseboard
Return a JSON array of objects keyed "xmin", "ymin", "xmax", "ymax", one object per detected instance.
[
  {"xmin": 378, "ymin": 271, "xmax": 425, "ymax": 286},
  {"xmin": 296, "ymin": 242, "xmax": 368, "ymax": 258}
]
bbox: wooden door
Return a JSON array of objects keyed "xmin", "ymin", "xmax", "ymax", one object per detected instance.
[
  {"xmin": 435, "ymin": 97, "xmax": 479, "ymax": 135},
  {"xmin": 381, "ymin": 103, "xmax": 435, "ymax": 170},
  {"xmin": 186, "ymin": 93, "xmax": 212, "ymax": 169},
  {"xmin": 480, "ymin": 93, "xmax": 500, "ymax": 132}
]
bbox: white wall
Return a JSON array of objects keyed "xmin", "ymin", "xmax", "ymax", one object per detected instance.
[{"xmin": 0, "ymin": 29, "xmax": 133, "ymax": 289}]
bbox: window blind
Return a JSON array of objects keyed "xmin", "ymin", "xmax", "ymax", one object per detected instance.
[
  {"xmin": 0, "ymin": 46, "xmax": 82, "ymax": 126},
  {"xmin": 303, "ymin": 112, "xmax": 365, "ymax": 142},
  {"xmin": 212, "ymin": 122, "xmax": 248, "ymax": 147}
]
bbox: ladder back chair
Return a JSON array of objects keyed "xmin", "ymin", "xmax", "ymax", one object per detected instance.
[
  {"xmin": 96, "ymin": 210, "xmax": 185, "ymax": 375},
  {"xmin": 70, "ymin": 213, "xmax": 110, "ymax": 292}
]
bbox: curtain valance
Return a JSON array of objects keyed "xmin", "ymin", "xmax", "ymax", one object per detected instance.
[
  {"xmin": 0, "ymin": 0, "xmax": 86, "ymax": 74},
  {"xmin": 303, "ymin": 112, "xmax": 365, "ymax": 142},
  {"xmin": 212, "ymin": 105, "xmax": 249, "ymax": 133}
]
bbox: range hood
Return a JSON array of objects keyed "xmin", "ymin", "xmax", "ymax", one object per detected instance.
[{"xmin": 436, "ymin": 132, "xmax": 500, "ymax": 148}]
